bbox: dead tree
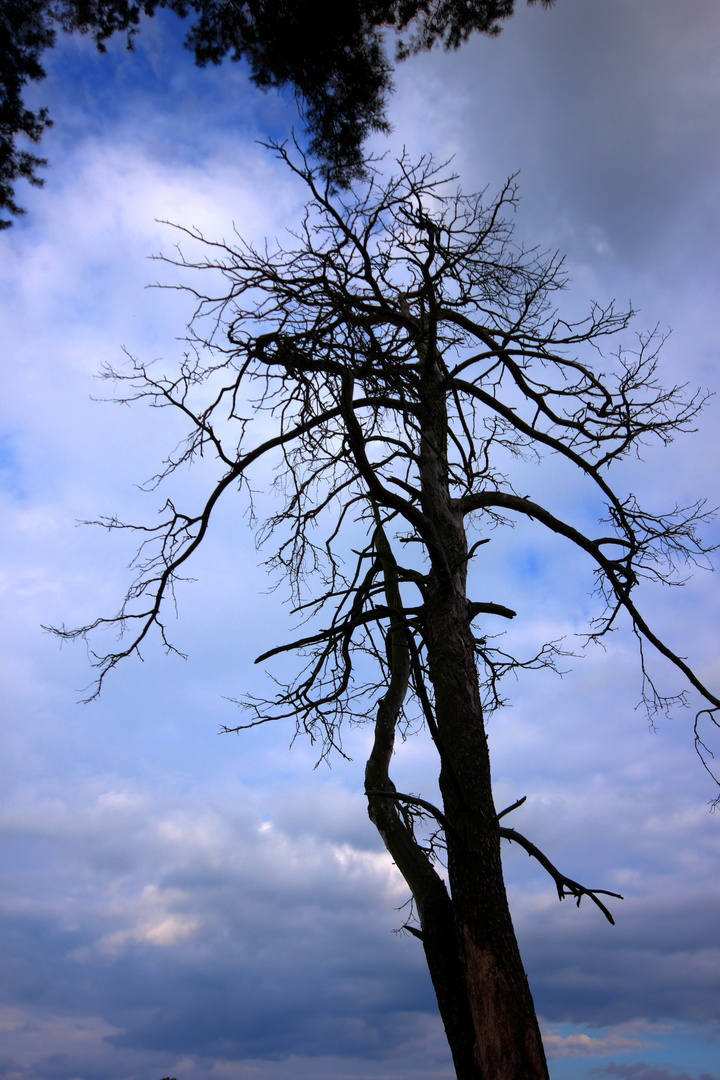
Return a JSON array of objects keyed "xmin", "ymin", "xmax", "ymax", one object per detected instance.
[{"xmin": 53, "ymin": 147, "xmax": 719, "ymax": 1079}]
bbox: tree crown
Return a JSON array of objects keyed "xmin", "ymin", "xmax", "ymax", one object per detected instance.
[{"xmin": 51, "ymin": 146, "xmax": 719, "ymax": 800}]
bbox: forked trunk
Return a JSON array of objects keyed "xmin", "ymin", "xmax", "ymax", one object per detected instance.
[{"xmin": 366, "ymin": 567, "xmax": 550, "ymax": 1079}]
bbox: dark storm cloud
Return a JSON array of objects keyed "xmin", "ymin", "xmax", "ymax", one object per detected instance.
[
  {"xmin": 505, "ymin": 0, "xmax": 720, "ymax": 261},
  {"xmin": 1, "ymin": 765, "xmax": 718, "ymax": 1067},
  {"xmin": 0, "ymin": 787, "xmax": 440, "ymax": 1063},
  {"xmin": 390, "ymin": 0, "xmax": 720, "ymax": 283},
  {"xmin": 514, "ymin": 886, "xmax": 720, "ymax": 1027}
]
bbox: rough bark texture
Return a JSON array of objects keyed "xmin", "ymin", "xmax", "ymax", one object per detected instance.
[
  {"xmin": 363, "ymin": 334, "xmax": 549, "ymax": 1078},
  {"xmin": 365, "ymin": 517, "xmax": 482, "ymax": 1079}
]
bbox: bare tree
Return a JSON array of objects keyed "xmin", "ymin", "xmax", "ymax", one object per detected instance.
[{"xmin": 53, "ymin": 148, "xmax": 719, "ymax": 1080}]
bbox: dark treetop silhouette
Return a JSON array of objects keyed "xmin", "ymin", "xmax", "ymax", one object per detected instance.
[
  {"xmin": 1, "ymin": 0, "xmax": 554, "ymax": 226},
  {"xmin": 53, "ymin": 149, "xmax": 719, "ymax": 1079}
]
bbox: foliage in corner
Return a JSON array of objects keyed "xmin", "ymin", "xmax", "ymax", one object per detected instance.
[{"xmin": 0, "ymin": 0, "xmax": 555, "ymax": 224}]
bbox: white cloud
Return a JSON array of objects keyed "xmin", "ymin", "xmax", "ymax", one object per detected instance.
[{"xmin": 542, "ymin": 1020, "xmax": 660, "ymax": 1059}]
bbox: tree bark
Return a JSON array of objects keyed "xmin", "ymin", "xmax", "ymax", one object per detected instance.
[
  {"xmin": 389, "ymin": 342, "xmax": 549, "ymax": 1079},
  {"xmin": 424, "ymin": 580, "xmax": 549, "ymax": 1079},
  {"xmin": 365, "ymin": 520, "xmax": 480, "ymax": 1080}
]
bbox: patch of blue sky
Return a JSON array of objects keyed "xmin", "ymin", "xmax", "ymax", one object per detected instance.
[
  {"xmin": 513, "ymin": 548, "xmax": 542, "ymax": 583},
  {"xmin": 26, "ymin": 8, "xmax": 302, "ymax": 173},
  {"xmin": 545, "ymin": 1020, "xmax": 720, "ymax": 1080},
  {"xmin": 0, "ymin": 434, "xmax": 26, "ymax": 499}
]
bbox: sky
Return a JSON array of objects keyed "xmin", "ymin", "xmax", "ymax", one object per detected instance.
[{"xmin": 1, "ymin": 2, "xmax": 719, "ymax": 1079}]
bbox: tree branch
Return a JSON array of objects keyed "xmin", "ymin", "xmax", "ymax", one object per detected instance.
[{"xmin": 499, "ymin": 826, "xmax": 623, "ymax": 924}]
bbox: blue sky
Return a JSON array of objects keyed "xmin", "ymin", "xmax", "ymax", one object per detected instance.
[{"xmin": 1, "ymin": 2, "xmax": 719, "ymax": 1078}]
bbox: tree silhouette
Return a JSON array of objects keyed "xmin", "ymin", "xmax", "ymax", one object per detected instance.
[{"xmin": 53, "ymin": 148, "xmax": 719, "ymax": 1078}]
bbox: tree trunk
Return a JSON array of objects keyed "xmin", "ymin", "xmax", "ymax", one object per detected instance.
[
  {"xmin": 414, "ymin": 349, "xmax": 549, "ymax": 1078},
  {"xmin": 424, "ymin": 580, "xmax": 549, "ymax": 1079},
  {"xmin": 363, "ymin": 334, "xmax": 549, "ymax": 1077}
]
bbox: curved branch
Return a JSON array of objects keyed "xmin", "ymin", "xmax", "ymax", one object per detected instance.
[
  {"xmin": 253, "ymin": 603, "xmax": 422, "ymax": 664},
  {"xmin": 468, "ymin": 600, "xmax": 517, "ymax": 621},
  {"xmin": 463, "ymin": 491, "xmax": 720, "ymax": 711},
  {"xmin": 499, "ymin": 826, "xmax": 623, "ymax": 924},
  {"xmin": 339, "ymin": 373, "xmax": 447, "ymax": 566},
  {"xmin": 364, "ymin": 519, "xmax": 451, "ymax": 904},
  {"xmin": 366, "ymin": 790, "xmax": 461, "ymax": 840}
]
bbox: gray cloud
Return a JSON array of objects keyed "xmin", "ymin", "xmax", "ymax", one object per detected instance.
[
  {"xmin": 409, "ymin": 0, "xmax": 720, "ymax": 266},
  {"xmin": 0, "ymin": 783, "xmax": 442, "ymax": 1065}
]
